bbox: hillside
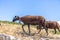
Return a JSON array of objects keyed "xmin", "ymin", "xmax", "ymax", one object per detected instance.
[{"xmin": 0, "ymin": 21, "xmax": 60, "ymax": 40}]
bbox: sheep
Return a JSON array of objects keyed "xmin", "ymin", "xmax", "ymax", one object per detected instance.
[
  {"xmin": 37, "ymin": 21, "xmax": 60, "ymax": 34},
  {"xmin": 12, "ymin": 15, "xmax": 48, "ymax": 35}
]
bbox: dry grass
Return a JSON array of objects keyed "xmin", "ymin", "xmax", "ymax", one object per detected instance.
[{"xmin": 0, "ymin": 21, "xmax": 60, "ymax": 40}]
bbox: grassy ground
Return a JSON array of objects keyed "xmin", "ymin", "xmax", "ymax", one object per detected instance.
[
  {"xmin": 0, "ymin": 20, "xmax": 60, "ymax": 40},
  {"xmin": 0, "ymin": 20, "xmax": 20, "ymax": 24}
]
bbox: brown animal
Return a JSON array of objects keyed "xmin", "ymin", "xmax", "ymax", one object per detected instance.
[
  {"xmin": 12, "ymin": 15, "xmax": 48, "ymax": 35},
  {"xmin": 37, "ymin": 21, "xmax": 60, "ymax": 34}
]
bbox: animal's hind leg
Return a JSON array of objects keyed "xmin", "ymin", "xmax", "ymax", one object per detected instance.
[
  {"xmin": 42, "ymin": 22, "xmax": 48, "ymax": 35},
  {"xmin": 37, "ymin": 29, "xmax": 41, "ymax": 34},
  {"xmin": 37, "ymin": 25, "xmax": 42, "ymax": 34},
  {"xmin": 54, "ymin": 28, "xmax": 56, "ymax": 34},
  {"xmin": 57, "ymin": 27, "xmax": 60, "ymax": 32},
  {"xmin": 43, "ymin": 26, "xmax": 48, "ymax": 35}
]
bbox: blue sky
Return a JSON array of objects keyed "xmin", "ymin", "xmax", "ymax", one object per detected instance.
[{"xmin": 0, "ymin": 0, "xmax": 60, "ymax": 21}]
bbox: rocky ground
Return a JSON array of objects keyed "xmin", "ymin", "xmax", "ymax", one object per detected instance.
[{"xmin": 0, "ymin": 22, "xmax": 60, "ymax": 40}]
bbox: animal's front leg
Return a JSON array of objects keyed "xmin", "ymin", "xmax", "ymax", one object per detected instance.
[
  {"xmin": 28, "ymin": 24, "xmax": 30, "ymax": 35},
  {"xmin": 22, "ymin": 25, "xmax": 25, "ymax": 33}
]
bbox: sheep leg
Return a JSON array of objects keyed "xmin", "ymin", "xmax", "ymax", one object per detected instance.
[
  {"xmin": 37, "ymin": 26, "xmax": 42, "ymax": 34},
  {"xmin": 22, "ymin": 25, "xmax": 26, "ymax": 33},
  {"xmin": 28, "ymin": 24, "xmax": 30, "ymax": 35},
  {"xmin": 57, "ymin": 27, "xmax": 60, "ymax": 32},
  {"xmin": 37, "ymin": 28, "xmax": 41, "ymax": 34},
  {"xmin": 54, "ymin": 28, "xmax": 56, "ymax": 34},
  {"xmin": 43, "ymin": 26, "xmax": 48, "ymax": 35},
  {"xmin": 42, "ymin": 22, "xmax": 48, "ymax": 35}
]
